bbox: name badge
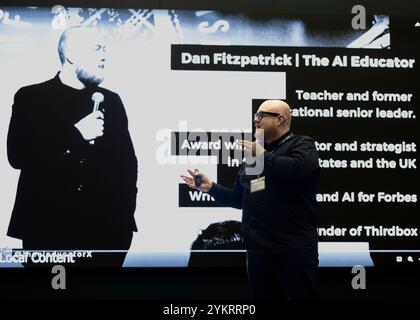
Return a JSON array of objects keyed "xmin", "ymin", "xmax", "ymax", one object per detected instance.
[{"xmin": 250, "ymin": 176, "xmax": 265, "ymax": 193}]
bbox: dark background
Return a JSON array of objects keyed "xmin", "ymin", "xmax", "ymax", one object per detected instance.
[
  {"xmin": 0, "ymin": 267, "xmax": 419, "ymax": 300},
  {"xmin": 0, "ymin": 0, "xmax": 419, "ymax": 301}
]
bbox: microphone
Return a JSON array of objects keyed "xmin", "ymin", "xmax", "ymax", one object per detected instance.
[
  {"xmin": 89, "ymin": 92, "xmax": 105, "ymax": 145},
  {"xmin": 92, "ymin": 92, "xmax": 104, "ymax": 112}
]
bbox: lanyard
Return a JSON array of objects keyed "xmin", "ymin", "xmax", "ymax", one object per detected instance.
[
  {"xmin": 269, "ymin": 132, "xmax": 294, "ymax": 154},
  {"xmin": 254, "ymin": 132, "xmax": 294, "ymax": 179}
]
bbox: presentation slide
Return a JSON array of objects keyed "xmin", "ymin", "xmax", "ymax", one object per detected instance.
[{"xmin": 0, "ymin": 5, "xmax": 418, "ymax": 267}]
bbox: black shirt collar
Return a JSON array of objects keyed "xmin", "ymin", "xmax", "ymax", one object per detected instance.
[
  {"xmin": 54, "ymin": 71, "xmax": 99, "ymax": 91},
  {"xmin": 265, "ymin": 130, "xmax": 292, "ymax": 152}
]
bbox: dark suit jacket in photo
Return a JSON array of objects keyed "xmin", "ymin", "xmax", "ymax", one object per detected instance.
[{"xmin": 7, "ymin": 73, "xmax": 138, "ymax": 249}]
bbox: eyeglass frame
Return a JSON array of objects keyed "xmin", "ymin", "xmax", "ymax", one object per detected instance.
[{"xmin": 254, "ymin": 111, "xmax": 281, "ymax": 121}]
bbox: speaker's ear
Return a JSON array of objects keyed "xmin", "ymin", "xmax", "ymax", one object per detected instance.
[
  {"xmin": 66, "ymin": 57, "xmax": 74, "ymax": 65},
  {"xmin": 64, "ymin": 44, "xmax": 77, "ymax": 65}
]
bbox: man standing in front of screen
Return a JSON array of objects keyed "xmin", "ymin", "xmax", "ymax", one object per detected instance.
[
  {"xmin": 7, "ymin": 27, "xmax": 138, "ymax": 267},
  {"xmin": 181, "ymin": 100, "xmax": 321, "ymax": 299}
]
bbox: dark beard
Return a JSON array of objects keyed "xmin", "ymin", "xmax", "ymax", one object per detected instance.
[{"xmin": 76, "ymin": 68, "xmax": 103, "ymax": 87}]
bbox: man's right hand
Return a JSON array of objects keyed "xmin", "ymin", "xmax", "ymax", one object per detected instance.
[
  {"xmin": 74, "ymin": 111, "xmax": 104, "ymax": 142},
  {"xmin": 181, "ymin": 169, "xmax": 212, "ymax": 192}
]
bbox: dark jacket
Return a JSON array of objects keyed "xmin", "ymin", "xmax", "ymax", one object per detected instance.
[
  {"xmin": 209, "ymin": 132, "xmax": 320, "ymax": 253},
  {"xmin": 7, "ymin": 73, "xmax": 138, "ymax": 247}
]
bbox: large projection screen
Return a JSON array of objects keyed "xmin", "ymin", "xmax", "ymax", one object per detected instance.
[{"xmin": 0, "ymin": 4, "xmax": 418, "ymax": 267}]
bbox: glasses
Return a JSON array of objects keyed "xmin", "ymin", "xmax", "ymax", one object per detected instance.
[{"xmin": 254, "ymin": 111, "xmax": 280, "ymax": 121}]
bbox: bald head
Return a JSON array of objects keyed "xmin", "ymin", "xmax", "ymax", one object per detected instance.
[
  {"xmin": 258, "ymin": 100, "xmax": 292, "ymax": 128},
  {"xmin": 254, "ymin": 100, "xmax": 292, "ymax": 144},
  {"xmin": 58, "ymin": 26, "xmax": 107, "ymax": 86},
  {"xmin": 58, "ymin": 27, "xmax": 105, "ymax": 64}
]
